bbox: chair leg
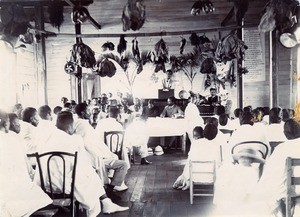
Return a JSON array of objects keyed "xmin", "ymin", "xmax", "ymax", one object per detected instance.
[{"xmin": 190, "ymin": 181, "xmax": 193, "ymax": 205}]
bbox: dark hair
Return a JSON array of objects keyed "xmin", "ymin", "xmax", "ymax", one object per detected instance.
[
  {"xmin": 240, "ymin": 111, "xmax": 254, "ymax": 125},
  {"xmin": 53, "ymin": 106, "xmax": 62, "ymax": 115},
  {"xmin": 56, "ymin": 111, "xmax": 73, "ymax": 132},
  {"xmin": 219, "ymin": 114, "xmax": 228, "ymax": 126},
  {"xmin": 109, "ymin": 106, "xmax": 120, "ymax": 119},
  {"xmin": 64, "ymin": 102, "xmax": 72, "ymax": 109},
  {"xmin": 243, "ymin": 105, "xmax": 252, "ymax": 113},
  {"xmin": 214, "ymin": 105, "xmax": 225, "ymax": 115},
  {"xmin": 193, "ymin": 126, "xmax": 204, "ymax": 138},
  {"xmin": 22, "ymin": 107, "xmax": 37, "ymax": 123},
  {"xmin": 234, "ymin": 108, "xmax": 243, "ymax": 118},
  {"xmin": 8, "ymin": 113, "xmax": 18, "ymax": 121},
  {"xmin": 282, "ymin": 108, "xmax": 291, "ymax": 122},
  {"xmin": 205, "ymin": 117, "xmax": 218, "ymax": 127},
  {"xmin": 269, "ymin": 107, "xmax": 282, "ymax": 124},
  {"xmin": 167, "ymin": 96, "xmax": 175, "ymax": 103},
  {"xmin": 38, "ymin": 105, "xmax": 52, "ymax": 120},
  {"xmin": 74, "ymin": 102, "xmax": 88, "ymax": 116},
  {"xmin": 203, "ymin": 124, "xmax": 218, "ymax": 140},
  {"xmin": 284, "ymin": 119, "xmax": 300, "ymax": 140},
  {"xmin": 210, "ymin": 87, "xmax": 216, "ymax": 92}
]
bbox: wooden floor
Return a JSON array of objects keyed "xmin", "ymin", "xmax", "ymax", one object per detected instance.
[{"xmin": 98, "ymin": 150, "xmax": 214, "ymax": 217}]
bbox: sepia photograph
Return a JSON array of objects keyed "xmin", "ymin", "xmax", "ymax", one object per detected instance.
[{"xmin": 0, "ymin": 0, "xmax": 300, "ymax": 216}]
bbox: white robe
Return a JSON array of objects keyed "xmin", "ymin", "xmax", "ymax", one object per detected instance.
[
  {"xmin": 35, "ymin": 128, "xmax": 105, "ymax": 217},
  {"xmin": 0, "ymin": 131, "xmax": 52, "ymax": 217}
]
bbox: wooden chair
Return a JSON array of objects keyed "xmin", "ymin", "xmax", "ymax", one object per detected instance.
[
  {"xmin": 269, "ymin": 141, "xmax": 284, "ymax": 154},
  {"xmin": 286, "ymin": 157, "xmax": 300, "ymax": 217},
  {"xmin": 189, "ymin": 160, "xmax": 216, "ymax": 204},
  {"xmin": 31, "ymin": 151, "xmax": 79, "ymax": 217},
  {"xmin": 104, "ymin": 131, "xmax": 125, "ymax": 159}
]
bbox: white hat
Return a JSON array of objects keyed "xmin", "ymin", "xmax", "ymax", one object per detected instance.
[
  {"xmin": 154, "ymin": 145, "xmax": 164, "ymax": 156},
  {"xmin": 232, "ymin": 148, "xmax": 265, "ymax": 164},
  {"xmin": 148, "ymin": 148, "xmax": 154, "ymax": 156}
]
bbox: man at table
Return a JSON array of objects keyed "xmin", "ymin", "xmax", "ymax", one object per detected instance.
[
  {"xmin": 160, "ymin": 96, "xmax": 184, "ymax": 118},
  {"xmin": 207, "ymin": 87, "xmax": 221, "ymax": 106},
  {"xmin": 160, "ymin": 97, "xmax": 184, "ymax": 151}
]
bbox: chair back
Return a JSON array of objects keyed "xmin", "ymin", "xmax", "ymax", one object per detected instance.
[
  {"xmin": 269, "ymin": 141, "xmax": 284, "ymax": 154},
  {"xmin": 104, "ymin": 131, "xmax": 125, "ymax": 159},
  {"xmin": 286, "ymin": 157, "xmax": 300, "ymax": 217},
  {"xmin": 34, "ymin": 151, "xmax": 78, "ymax": 217},
  {"xmin": 189, "ymin": 160, "xmax": 216, "ymax": 204},
  {"xmin": 219, "ymin": 129, "xmax": 233, "ymax": 136},
  {"xmin": 231, "ymin": 141, "xmax": 269, "ymax": 160}
]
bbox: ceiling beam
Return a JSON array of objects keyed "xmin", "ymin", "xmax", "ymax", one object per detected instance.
[{"xmin": 221, "ymin": 7, "xmax": 234, "ymax": 27}]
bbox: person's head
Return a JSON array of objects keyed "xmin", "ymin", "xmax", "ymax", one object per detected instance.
[
  {"xmin": 53, "ymin": 106, "xmax": 62, "ymax": 115},
  {"xmin": 289, "ymin": 109, "xmax": 295, "ymax": 118},
  {"xmin": 91, "ymin": 98, "xmax": 98, "ymax": 106},
  {"xmin": 232, "ymin": 148, "xmax": 265, "ymax": 166},
  {"xmin": 8, "ymin": 113, "xmax": 20, "ymax": 134},
  {"xmin": 205, "ymin": 117, "xmax": 218, "ymax": 127},
  {"xmin": 38, "ymin": 105, "xmax": 52, "ymax": 121},
  {"xmin": 56, "ymin": 111, "xmax": 74, "ymax": 135},
  {"xmin": 107, "ymin": 92, "xmax": 113, "ymax": 98},
  {"xmin": 22, "ymin": 107, "xmax": 39, "ymax": 127},
  {"xmin": 108, "ymin": 106, "xmax": 120, "ymax": 119},
  {"xmin": 74, "ymin": 102, "xmax": 91, "ymax": 120},
  {"xmin": 214, "ymin": 105, "xmax": 225, "ymax": 116},
  {"xmin": 0, "ymin": 110, "xmax": 10, "ymax": 133},
  {"xmin": 282, "ymin": 108, "xmax": 291, "ymax": 122},
  {"xmin": 167, "ymin": 97, "xmax": 175, "ymax": 106},
  {"xmin": 210, "ymin": 88, "xmax": 217, "ymax": 96},
  {"xmin": 284, "ymin": 118, "xmax": 300, "ymax": 140},
  {"xmin": 203, "ymin": 124, "xmax": 218, "ymax": 140},
  {"xmin": 193, "ymin": 126, "xmax": 203, "ymax": 140},
  {"xmin": 61, "ymin": 97, "xmax": 68, "ymax": 104},
  {"xmin": 234, "ymin": 108, "xmax": 243, "ymax": 118},
  {"xmin": 218, "ymin": 114, "xmax": 228, "ymax": 126},
  {"xmin": 64, "ymin": 102, "xmax": 72, "ymax": 109},
  {"xmin": 240, "ymin": 111, "xmax": 254, "ymax": 126},
  {"xmin": 12, "ymin": 103, "xmax": 23, "ymax": 119},
  {"xmin": 166, "ymin": 69, "xmax": 173, "ymax": 79},
  {"xmin": 269, "ymin": 107, "xmax": 282, "ymax": 124},
  {"xmin": 243, "ymin": 105, "xmax": 252, "ymax": 113},
  {"xmin": 251, "ymin": 108, "xmax": 263, "ymax": 123},
  {"xmin": 148, "ymin": 99, "xmax": 154, "ymax": 109}
]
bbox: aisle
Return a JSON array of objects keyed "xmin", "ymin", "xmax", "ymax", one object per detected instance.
[{"xmin": 98, "ymin": 151, "xmax": 214, "ymax": 217}]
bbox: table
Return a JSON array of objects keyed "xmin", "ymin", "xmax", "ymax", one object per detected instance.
[{"xmin": 145, "ymin": 117, "xmax": 187, "ymax": 153}]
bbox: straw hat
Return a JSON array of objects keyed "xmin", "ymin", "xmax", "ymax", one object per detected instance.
[
  {"xmin": 232, "ymin": 148, "xmax": 265, "ymax": 164},
  {"xmin": 154, "ymin": 145, "xmax": 164, "ymax": 156}
]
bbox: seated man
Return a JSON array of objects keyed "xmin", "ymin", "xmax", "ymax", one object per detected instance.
[
  {"xmin": 0, "ymin": 110, "xmax": 52, "ymax": 217},
  {"xmin": 36, "ymin": 111, "xmax": 129, "ymax": 216},
  {"xmin": 207, "ymin": 87, "xmax": 221, "ymax": 106},
  {"xmin": 160, "ymin": 96, "xmax": 184, "ymax": 118},
  {"xmin": 74, "ymin": 103, "xmax": 129, "ymax": 198},
  {"xmin": 141, "ymin": 99, "xmax": 159, "ymax": 119}
]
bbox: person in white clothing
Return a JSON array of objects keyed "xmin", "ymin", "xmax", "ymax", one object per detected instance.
[
  {"xmin": 35, "ymin": 111, "xmax": 129, "ymax": 216},
  {"xmin": 74, "ymin": 103, "xmax": 129, "ymax": 198},
  {"xmin": 266, "ymin": 107, "xmax": 287, "ymax": 142},
  {"xmin": 0, "ymin": 110, "xmax": 52, "ymax": 217}
]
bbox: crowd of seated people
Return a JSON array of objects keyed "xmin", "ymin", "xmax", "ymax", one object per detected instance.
[{"xmin": 2, "ymin": 91, "xmax": 300, "ymax": 216}]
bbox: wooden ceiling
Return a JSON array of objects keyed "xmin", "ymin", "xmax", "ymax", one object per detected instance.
[{"xmin": 0, "ymin": 0, "xmax": 269, "ymax": 35}]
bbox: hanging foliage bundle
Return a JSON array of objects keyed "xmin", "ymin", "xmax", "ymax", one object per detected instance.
[
  {"xmin": 48, "ymin": 0, "xmax": 64, "ymax": 31},
  {"xmin": 117, "ymin": 35, "xmax": 127, "ymax": 54},
  {"xmin": 153, "ymin": 38, "xmax": 169, "ymax": 73},
  {"xmin": 215, "ymin": 31, "xmax": 248, "ymax": 63},
  {"xmin": 132, "ymin": 38, "xmax": 140, "ymax": 60},
  {"xmin": 179, "ymin": 37, "xmax": 186, "ymax": 54},
  {"xmin": 191, "ymin": 0, "xmax": 215, "ymax": 15},
  {"xmin": 122, "ymin": 0, "xmax": 146, "ymax": 31},
  {"xmin": 94, "ymin": 58, "xmax": 116, "ymax": 77},
  {"xmin": 200, "ymin": 57, "xmax": 216, "ymax": 74},
  {"xmin": 69, "ymin": 41, "xmax": 96, "ymax": 68},
  {"xmin": 102, "ymin": 41, "xmax": 115, "ymax": 51}
]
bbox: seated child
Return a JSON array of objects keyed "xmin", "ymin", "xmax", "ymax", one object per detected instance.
[{"xmin": 173, "ymin": 124, "xmax": 221, "ymax": 190}]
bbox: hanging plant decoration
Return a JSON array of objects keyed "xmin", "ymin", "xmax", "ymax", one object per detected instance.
[
  {"xmin": 191, "ymin": 0, "xmax": 215, "ymax": 15},
  {"xmin": 238, "ymin": 66, "xmax": 249, "ymax": 75},
  {"xmin": 94, "ymin": 58, "xmax": 116, "ymax": 77},
  {"xmin": 102, "ymin": 41, "xmax": 115, "ymax": 51},
  {"xmin": 132, "ymin": 38, "xmax": 140, "ymax": 60},
  {"xmin": 69, "ymin": 40, "xmax": 96, "ymax": 68},
  {"xmin": 153, "ymin": 38, "xmax": 169, "ymax": 73},
  {"xmin": 189, "ymin": 33, "xmax": 201, "ymax": 48},
  {"xmin": 48, "ymin": 0, "xmax": 64, "ymax": 31},
  {"xmin": 122, "ymin": 0, "xmax": 146, "ymax": 31},
  {"xmin": 215, "ymin": 31, "xmax": 248, "ymax": 63},
  {"xmin": 200, "ymin": 57, "xmax": 216, "ymax": 74},
  {"xmin": 179, "ymin": 37, "xmax": 187, "ymax": 54},
  {"xmin": 117, "ymin": 35, "xmax": 127, "ymax": 55}
]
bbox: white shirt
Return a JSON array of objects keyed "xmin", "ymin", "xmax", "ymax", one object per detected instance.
[
  {"xmin": 184, "ymin": 102, "xmax": 204, "ymax": 141},
  {"xmin": 266, "ymin": 123, "xmax": 287, "ymax": 142},
  {"xmin": 95, "ymin": 118, "xmax": 123, "ymax": 144},
  {"xmin": 19, "ymin": 121, "xmax": 38, "ymax": 155},
  {"xmin": 0, "ymin": 131, "xmax": 52, "ymax": 217},
  {"xmin": 35, "ymin": 128, "xmax": 105, "ymax": 217}
]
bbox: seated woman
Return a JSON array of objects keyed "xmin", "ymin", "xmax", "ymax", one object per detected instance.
[{"xmin": 173, "ymin": 124, "xmax": 221, "ymax": 190}]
